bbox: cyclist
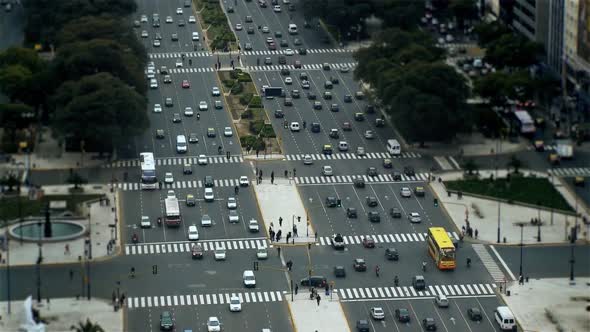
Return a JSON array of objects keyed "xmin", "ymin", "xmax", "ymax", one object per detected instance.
[
  {"xmin": 394, "ymin": 275, "xmax": 399, "ymax": 286},
  {"xmin": 466, "ymin": 257, "xmax": 471, "ymax": 268},
  {"xmin": 189, "ymin": 59, "xmax": 192, "ymax": 66},
  {"xmin": 196, "ymin": 113, "xmax": 200, "ymax": 120},
  {"xmin": 234, "ymin": 186, "xmax": 239, "ymax": 195},
  {"xmin": 130, "ymin": 267, "xmax": 136, "ymax": 278},
  {"xmin": 218, "ymin": 146, "xmax": 222, "ymax": 154},
  {"xmin": 422, "ymin": 261, "xmax": 427, "ymax": 272},
  {"xmin": 375, "ymin": 265, "xmax": 380, "ymax": 277}
]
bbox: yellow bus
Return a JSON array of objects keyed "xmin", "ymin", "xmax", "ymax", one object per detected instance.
[{"xmin": 427, "ymin": 227, "xmax": 456, "ymax": 270}]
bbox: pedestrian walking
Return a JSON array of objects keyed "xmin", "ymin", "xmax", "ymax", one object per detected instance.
[
  {"xmin": 284, "ymin": 170, "xmax": 288, "ymax": 177},
  {"xmin": 474, "ymin": 229, "xmax": 479, "ymax": 239},
  {"xmin": 120, "ymin": 293, "xmax": 126, "ymax": 306},
  {"xmin": 64, "ymin": 244, "xmax": 70, "ymax": 255},
  {"xmin": 69, "ymin": 269, "xmax": 74, "ymax": 281},
  {"xmin": 295, "ymin": 284, "xmax": 299, "ymax": 295},
  {"xmin": 279, "ymin": 217, "xmax": 283, "ymax": 227},
  {"xmin": 518, "ymin": 275, "xmax": 524, "ymax": 285},
  {"xmin": 294, "ymin": 225, "xmax": 298, "ymax": 237},
  {"xmin": 112, "ymin": 291, "xmax": 117, "ymax": 304},
  {"xmin": 316, "ymin": 294, "xmax": 321, "ymax": 306},
  {"xmin": 269, "ymin": 226, "xmax": 273, "ymax": 235},
  {"xmin": 285, "ymin": 233, "xmax": 291, "ymax": 244},
  {"xmin": 276, "ymin": 230, "xmax": 282, "ymax": 241},
  {"xmin": 293, "ymin": 168, "xmax": 296, "ymax": 177}
]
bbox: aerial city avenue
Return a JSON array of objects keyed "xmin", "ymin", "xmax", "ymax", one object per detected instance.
[{"xmin": 1, "ymin": 0, "xmax": 589, "ymax": 331}]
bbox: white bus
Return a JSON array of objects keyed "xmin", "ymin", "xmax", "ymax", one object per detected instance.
[
  {"xmin": 139, "ymin": 152, "xmax": 158, "ymax": 190},
  {"xmin": 386, "ymin": 139, "xmax": 401, "ymax": 155},
  {"xmin": 164, "ymin": 197, "xmax": 182, "ymax": 227},
  {"xmin": 513, "ymin": 110, "xmax": 536, "ymax": 135}
]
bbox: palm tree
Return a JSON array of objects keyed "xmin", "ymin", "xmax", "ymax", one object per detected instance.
[
  {"xmin": 70, "ymin": 319, "xmax": 105, "ymax": 332},
  {"xmin": 66, "ymin": 172, "xmax": 87, "ymax": 190},
  {"xmin": 462, "ymin": 159, "xmax": 479, "ymax": 176},
  {"xmin": 507, "ymin": 155, "xmax": 523, "ymax": 174},
  {"xmin": 0, "ymin": 173, "xmax": 20, "ymax": 192}
]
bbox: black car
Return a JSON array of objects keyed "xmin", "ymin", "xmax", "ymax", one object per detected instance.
[
  {"xmin": 160, "ymin": 311, "xmax": 174, "ymax": 330},
  {"xmin": 412, "ymin": 275, "xmax": 426, "ymax": 290},
  {"xmin": 385, "ymin": 247, "xmax": 399, "ymax": 260},
  {"xmin": 300, "ymin": 276, "xmax": 327, "ymax": 287},
  {"xmin": 204, "ymin": 176, "xmax": 214, "ymax": 187},
  {"xmin": 312, "ymin": 101, "xmax": 322, "ymax": 109},
  {"xmin": 395, "ymin": 308, "xmax": 410, "ymax": 322},
  {"xmin": 298, "ymin": 48, "xmax": 307, "ymax": 55},
  {"xmin": 323, "ymin": 91, "xmax": 332, "ymax": 100},
  {"xmin": 392, "ymin": 171, "xmax": 402, "ymax": 181},
  {"xmin": 356, "ymin": 320, "xmax": 370, "ymax": 332},
  {"xmin": 423, "ymin": 318, "xmax": 437, "ymax": 331},
  {"xmin": 274, "ymin": 109, "xmax": 284, "ymax": 118},
  {"xmin": 334, "ymin": 266, "xmax": 346, "ymax": 278},
  {"xmin": 280, "ymin": 39, "xmax": 289, "ymax": 47},
  {"xmin": 291, "ymin": 90, "xmax": 300, "ymax": 98},
  {"xmin": 284, "ymin": 98, "xmax": 293, "ymax": 106},
  {"xmin": 309, "ymin": 93, "xmax": 318, "ymax": 101},
  {"xmin": 330, "ymin": 104, "xmax": 339, "ymax": 112},
  {"xmin": 375, "ymin": 118, "xmax": 385, "ymax": 127},
  {"xmin": 346, "ymin": 207, "xmax": 357, "ymax": 218},
  {"xmin": 353, "ymin": 258, "xmax": 367, "ymax": 271},
  {"xmin": 344, "ymin": 94, "xmax": 352, "ymax": 103},
  {"xmin": 311, "ymin": 123, "xmax": 321, "ymax": 133},
  {"xmin": 183, "ymin": 164, "xmax": 192, "ymax": 175},
  {"xmin": 367, "ymin": 167, "xmax": 378, "ymax": 177},
  {"xmin": 353, "ymin": 178, "xmax": 365, "ymax": 188},
  {"xmin": 330, "ymin": 76, "xmax": 339, "ymax": 84},
  {"xmin": 366, "ymin": 196, "xmax": 378, "ymax": 207},
  {"xmin": 467, "ymin": 307, "xmax": 482, "ymax": 321},
  {"xmin": 365, "ymin": 104, "xmax": 375, "ymax": 113},
  {"xmin": 390, "ymin": 207, "xmax": 402, "ymax": 218},
  {"xmin": 278, "ymin": 55, "xmax": 287, "ymax": 64},
  {"xmin": 404, "ymin": 166, "xmax": 415, "ymax": 177},
  {"xmin": 280, "ymin": 68, "xmax": 290, "ymax": 76},
  {"xmin": 325, "ymin": 196, "xmax": 338, "ymax": 207},
  {"xmin": 383, "ymin": 158, "xmax": 393, "ymax": 168},
  {"xmin": 368, "ymin": 211, "xmax": 380, "ymax": 222}
]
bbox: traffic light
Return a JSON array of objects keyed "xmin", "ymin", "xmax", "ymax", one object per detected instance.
[
  {"xmin": 253, "ymin": 261, "xmax": 259, "ymax": 271},
  {"xmin": 434, "ymin": 198, "xmax": 438, "ymax": 207},
  {"xmin": 152, "ymin": 265, "xmax": 158, "ymax": 274}
]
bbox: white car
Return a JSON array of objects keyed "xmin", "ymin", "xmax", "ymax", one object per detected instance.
[
  {"xmin": 248, "ymin": 219, "xmax": 259, "ymax": 232},
  {"xmin": 239, "ymin": 176, "xmax": 249, "ymax": 186},
  {"xmin": 408, "ymin": 212, "xmax": 422, "ymax": 223},
  {"xmin": 198, "ymin": 155, "xmax": 208, "ymax": 165},
  {"xmin": 184, "ymin": 107, "xmax": 194, "ymax": 116},
  {"xmin": 273, "ymin": 5, "xmax": 281, "ymax": 12},
  {"xmin": 214, "ymin": 248, "xmax": 226, "ymax": 260},
  {"xmin": 199, "ymin": 101, "xmax": 208, "ymax": 111},
  {"xmin": 322, "ymin": 165, "xmax": 333, "ymax": 176},
  {"xmin": 229, "ymin": 296, "xmax": 242, "ymax": 312},
  {"xmin": 256, "ymin": 248, "xmax": 268, "ymax": 259},
  {"xmin": 153, "ymin": 39, "xmax": 161, "ymax": 47},
  {"xmin": 167, "ymin": 190, "xmax": 176, "ymax": 199},
  {"xmin": 206, "ymin": 316, "xmax": 221, "ymax": 332},
  {"xmin": 140, "ymin": 15, "xmax": 148, "ymax": 23},
  {"xmin": 228, "ymin": 210, "xmax": 239, "ymax": 223},
  {"xmin": 146, "ymin": 69, "xmax": 155, "ymax": 79},
  {"xmin": 235, "ymin": 23, "xmax": 243, "ymax": 30},
  {"xmin": 224, "ymin": 127, "xmax": 233, "ymax": 137},
  {"xmin": 290, "ymin": 122, "xmax": 300, "ymax": 132},
  {"xmin": 141, "ymin": 30, "xmax": 148, "ymax": 38},
  {"xmin": 189, "ymin": 15, "xmax": 196, "ymax": 23},
  {"xmin": 175, "ymin": 59, "xmax": 183, "ymax": 68},
  {"xmin": 400, "ymin": 187, "xmax": 412, "ymax": 198},
  {"xmin": 303, "ymin": 154, "xmax": 313, "ymax": 165},
  {"xmin": 262, "ymin": 26, "xmax": 269, "ymax": 33},
  {"xmin": 165, "ymin": 16, "xmax": 173, "ymax": 23},
  {"xmin": 140, "ymin": 216, "xmax": 151, "ymax": 228},
  {"xmin": 370, "ymin": 307, "xmax": 385, "ymax": 320},
  {"xmin": 201, "ymin": 214, "xmax": 212, "ymax": 227},
  {"xmin": 176, "ymin": 7, "xmax": 183, "ymax": 15},
  {"xmin": 164, "ymin": 172, "xmax": 174, "ymax": 184},
  {"xmin": 284, "ymin": 77, "xmax": 293, "ymax": 84},
  {"xmin": 204, "ymin": 188, "xmax": 214, "ymax": 202},
  {"xmin": 243, "ymin": 270, "xmax": 256, "ymax": 287},
  {"xmin": 284, "ymin": 48, "xmax": 294, "ymax": 56},
  {"xmin": 435, "ymin": 294, "xmax": 449, "ymax": 307},
  {"xmin": 153, "ymin": 104, "xmax": 162, "ymax": 113},
  {"xmin": 188, "ymin": 225, "xmax": 199, "ymax": 240},
  {"xmin": 212, "ymin": 87, "xmax": 220, "ymax": 96},
  {"xmin": 227, "ymin": 197, "xmax": 237, "ymax": 209}
]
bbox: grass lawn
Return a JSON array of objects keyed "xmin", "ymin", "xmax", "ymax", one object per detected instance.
[
  {"xmin": 445, "ymin": 176, "xmax": 573, "ymax": 212},
  {"xmin": 0, "ymin": 194, "xmax": 103, "ymax": 223}
]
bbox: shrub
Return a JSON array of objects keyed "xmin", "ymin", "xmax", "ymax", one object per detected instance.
[
  {"xmin": 222, "ymin": 79, "xmax": 235, "ymax": 88},
  {"xmin": 239, "ymin": 93, "xmax": 253, "ymax": 106},
  {"xmin": 237, "ymin": 73, "xmax": 252, "ymax": 82},
  {"xmin": 231, "ymin": 82, "xmax": 243, "ymax": 94},
  {"xmin": 249, "ymin": 95, "xmax": 262, "ymax": 108},
  {"xmin": 240, "ymin": 135, "xmax": 257, "ymax": 148},
  {"xmin": 260, "ymin": 124, "xmax": 276, "ymax": 138},
  {"xmin": 240, "ymin": 109, "xmax": 253, "ymax": 119},
  {"xmin": 249, "ymin": 119, "xmax": 265, "ymax": 134}
]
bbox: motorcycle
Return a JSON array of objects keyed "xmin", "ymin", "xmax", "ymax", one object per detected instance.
[
  {"xmin": 157, "ymin": 217, "xmax": 162, "ymax": 227},
  {"xmin": 394, "ymin": 276, "xmax": 399, "ymax": 287},
  {"xmin": 132, "ymin": 233, "xmax": 139, "ymax": 244}
]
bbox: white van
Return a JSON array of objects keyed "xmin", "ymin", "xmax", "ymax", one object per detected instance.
[
  {"xmin": 243, "ymin": 270, "xmax": 256, "ymax": 288},
  {"xmin": 176, "ymin": 135, "xmax": 187, "ymax": 153},
  {"xmin": 192, "ymin": 32, "xmax": 199, "ymax": 41},
  {"xmin": 288, "ymin": 23, "xmax": 298, "ymax": 34},
  {"xmin": 150, "ymin": 78, "xmax": 158, "ymax": 89},
  {"xmin": 338, "ymin": 141, "xmax": 349, "ymax": 151},
  {"xmin": 386, "ymin": 139, "xmax": 401, "ymax": 155},
  {"xmin": 494, "ymin": 306, "xmax": 516, "ymax": 331}
]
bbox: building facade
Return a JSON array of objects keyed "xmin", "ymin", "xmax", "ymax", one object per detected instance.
[{"xmin": 564, "ymin": 0, "xmax": 589, "ymax": 121}]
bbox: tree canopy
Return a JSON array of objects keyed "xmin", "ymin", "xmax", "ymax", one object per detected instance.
[{"xmin": 51, "ymin": 73, "xmax": 148, "ymax": 153}]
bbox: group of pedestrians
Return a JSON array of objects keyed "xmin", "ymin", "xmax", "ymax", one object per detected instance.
[{"xmin": 461, "ymin": 223, "xmax": 478, "ymax": 239}]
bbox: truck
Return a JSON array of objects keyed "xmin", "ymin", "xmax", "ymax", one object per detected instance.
[
  {"xmin": 555, "ymin": 140, "xmax": 574, "ymax": 159},
  {"xmin": 164, "ymin": 197, "xmax": 181, "ymax": 227}
]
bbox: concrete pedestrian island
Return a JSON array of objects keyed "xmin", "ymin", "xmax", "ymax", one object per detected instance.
[
  {"xmin": 287, "ymin": 291, "xmax": 351, "ymax": 332},
  {"xmin": 253, "ymin": 178, "xmax": 315, "ymax": 244}
]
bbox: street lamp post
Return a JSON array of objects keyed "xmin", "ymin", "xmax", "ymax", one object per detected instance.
[
  {"xmin": 86, "ymin": 210, "xmax": 92, "ymax": 300},
  {"xmin": 496, "ymin": 139, "xmax": 501, "ymax": 243},
  {"xmin": 569, "ymin": 227, "xmax": 576, "ymax": 282},
  {"xmin": 36, "ymin": 221, "xmax": 42, "ymax": 303},
  {"xmin": 518, "ymin": 223, "xmax": 524, "ymax": 278}
]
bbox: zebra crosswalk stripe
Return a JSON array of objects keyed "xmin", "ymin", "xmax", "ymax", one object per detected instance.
[
  {"xmin": 548, "ymin": 167, "xmax": 590, "ymax": 177},
  {"xmin": 317, "ymin": 232, "xmax": 459, "ymax": 246},
  {"xmin": 102, "ymin": 156, "xmax": 244, "ymax": 168},
  {"xmin": 295, "ymin": 172, "xmax": 429, "ymax": 185},
  {"xmin": 284, "ymin": 152, "xmax": 420, "ymax": 161},
  {"xmin": 472, "ymin": 244, "xmax": 507, "ymax": 282},
  {"xmin": 128, "ymin": 291, "xmax": 285, "ymax": 309},
  {"xmin": 336, "ymin": 283, "xmax": 496, "ymax": 301},
  {"xmin": 125, "ymin": 238, "xmax": 268, "ymax": 255}
]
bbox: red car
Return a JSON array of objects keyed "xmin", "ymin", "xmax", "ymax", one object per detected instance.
[
  {"xmin": 294, "ymin": 60, "xmax": 302, "ymax": 69},
  {"xmin": 182, "ymin": 80, "xmax": 190, "ymax": 88},
  {"xmin": 362, "ymin": 236, "xmax": 375, "ymax": 248},
  {"xmin": 268, "ymin": 42, "xmax": 277, "ymax": 50}
]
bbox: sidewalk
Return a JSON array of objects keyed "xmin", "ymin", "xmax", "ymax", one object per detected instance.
[
  {"xmin": 253, "ymin": 178, "xmax": 315, "ymax": 245},
  {"xmin": 287, "ymin": 290, "xmax": 350, "ymax": 332},
  {"xmin": 414, "ymin": 134, "xmax": 525, "ymax": 158},
  {"xmin": 500, "ymin": 278, "xmax": 590, "ymax": 332},
  {"xmin": 430, "ymin": 170, "xmax": 590, "ymax": 245},
  {"xmin": 0, "ymin": 184, "xmax": 120, "ymax": 266},
  {"xmin": 0, "ymin": 297, "xmax": 123, "ymax": 332}
]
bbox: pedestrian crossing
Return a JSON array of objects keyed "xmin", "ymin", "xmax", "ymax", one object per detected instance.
[
  {"xmin": 434, "ymin": 155, "xmax": 461, "ymax": 171},
  {"xmin": 125, "ymin": 237, "xmax": 268, "ymax": 255},
  {"xmin": 242, "ymin": 48, "xmax": 353, "ymax": 56},
  {"xmin": 102, "ymin": 155, "xmax": 244, "ymax": 168},
  {"xmin": 127, "ymin": 290, "xmax": 285, "ymax": 309},
  {"xmin": 113, "ymin": 178, "xmax": 244, "ymax": 191},
  {"xmin": 548, "ymin": 167, "xmax": 590, "ymax": 177},
  {"xmin": 148, "ymin": 51, "xmax": 213, "ymax": 59},
  {"xmin": 316, "ymin": 231, "xmax": 459, "ymax": 246},
  {"xmin": 295, "ymin": 172, "xmax": 431, "ymax": 185},
  {"xmin": 126, "ymin": 282, "xmax": 497, "ymax": 309},
  {"xmin": 472, "ymin": 244, "xmax": 507, "ymax": 283},
  {"xmin": 285, "ymin": 151, "xmax": 421, "ymax": 161},
  {"xmin": 337, "ymin": 283, "xmax": 497, "ymax": 301},
  {"xmin": 246, "ymin": 62, "xmax": 357, "ymax": 72},
  {"xmin": 525, "ymin": 144, "xmax": 558, "ymax": 151},
  {"xmin": 146, "ymin": 48, "xmax": 353, "ymax": 59}
]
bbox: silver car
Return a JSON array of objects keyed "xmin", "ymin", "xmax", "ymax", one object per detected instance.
[
  {"xmin": 201, "ymin": 214, "xmax": 212, "ymax": 227},
  {"xmin": 303, "ymin": 154, "xmax": 313, "ymax": 165},
  {"xmin": 228, "ymin": 210, "xmax": 239, "ymax": 223}
]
